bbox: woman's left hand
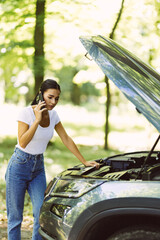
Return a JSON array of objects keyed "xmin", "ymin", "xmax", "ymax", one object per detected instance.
[{"xmin": 84, "ymin": 161, "xmax": 100, "ymax": 169}]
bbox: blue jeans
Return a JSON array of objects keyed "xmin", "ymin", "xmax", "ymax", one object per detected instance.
[{"xmin": 5, "ymin": 148, "xmax": 46, "ymax": 240}]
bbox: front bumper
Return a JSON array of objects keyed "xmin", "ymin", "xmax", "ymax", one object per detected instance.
[
  {"xmin": 39, "ymin": 197, "xmax": 72, "ymax": 240},
  {"xmin": 39, "ymin": 227, "xmax": 55, "ymax": 240}
]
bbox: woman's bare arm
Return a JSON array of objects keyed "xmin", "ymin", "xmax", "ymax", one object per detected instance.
[
  {"xmin": 18, "ymin": 101, "xmax": 46, "ymax": 148},
  {"xmin": 55, "ymin": 122, "xmax": 99, "ymax": 168},
  {"xmin": 18, "ymin": 120, "xmax": 39, "ymax": 148}
]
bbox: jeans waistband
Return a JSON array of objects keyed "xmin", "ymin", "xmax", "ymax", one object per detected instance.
[{"xmin": 14, "ymin": 147, "xmax": 43, "ymax": 158}]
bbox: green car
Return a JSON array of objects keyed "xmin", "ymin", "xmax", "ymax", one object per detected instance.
[{"xmin": 39, "ymin": 36, "xmax": 160, "ymax": 240}]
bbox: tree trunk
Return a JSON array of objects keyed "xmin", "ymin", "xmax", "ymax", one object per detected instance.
[
  {"xmin": 104, "ymin": 76, "xmax": 110, "ymax": 149},
  {"xmin": 33, "ymin": 0, "xmax": 46, "ymax": 94},
  {"xmin": 104, "ymin": 0, "xmax": 125, "ymax": 149},
  {"xmin": 71, "ymin": 83, "xmax": 81, "ymax": 105}
]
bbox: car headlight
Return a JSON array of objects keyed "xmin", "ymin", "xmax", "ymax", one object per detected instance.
[
  {"xmin": 51, "ymin": 204, "xmax": 71, "ymax": 218},
  {"xmin": 49, "ymin": 178, "xmax": 104, "ymax": 198}
]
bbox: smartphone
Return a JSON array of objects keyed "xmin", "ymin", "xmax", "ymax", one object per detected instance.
[
  {"xmin": 38, "ymin": 92, "xmax": 44, "ymax": 102},
  {"xmin": 36, "ymin": 92, "xmax": 45, "ymax": 109}
]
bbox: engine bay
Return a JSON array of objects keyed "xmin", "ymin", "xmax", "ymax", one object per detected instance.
[{"xmin": 62, "ymin": 151, "xmax": 160, "ymax": 181}]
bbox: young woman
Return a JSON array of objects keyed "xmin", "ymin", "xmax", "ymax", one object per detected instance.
[{"xmin": 5, "ymin": 79, "xmax": 100, "ymax": 240}]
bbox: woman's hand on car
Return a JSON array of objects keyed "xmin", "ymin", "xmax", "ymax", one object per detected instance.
[{"xmin": 84, "ymin": 161, "xmax": 100, "ymax": 169}]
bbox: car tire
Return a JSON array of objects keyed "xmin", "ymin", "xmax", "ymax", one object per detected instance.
[{"xmin": 107, "ymin": 225, "xmax": 160, "ymax": 240}]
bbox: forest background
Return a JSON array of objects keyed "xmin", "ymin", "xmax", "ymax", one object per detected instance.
[{"xmin": 0, "ymin": 0, "xmax": 160, "ymax": 238}]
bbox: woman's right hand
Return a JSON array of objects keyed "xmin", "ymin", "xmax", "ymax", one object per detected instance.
[{"xmin": 34, "ymin": 101, "xmax": 46, "ymax": 123}]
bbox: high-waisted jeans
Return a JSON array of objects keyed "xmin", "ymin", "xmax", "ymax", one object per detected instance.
[{"xmin": 5, "ymin": 147, "xmax": 46, "ymax": 240}]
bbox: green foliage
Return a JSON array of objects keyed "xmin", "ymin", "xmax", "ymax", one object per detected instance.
[
  {"xmin": 0, "ymin": 0, "xmax": 120, "ymax": 104},
  {"xmin": 115, "ymin": 0, "xmax": 159, "ymax": 66},
  {"xmin": 0, "ymin": 137, "xmax": 16, "ymax": 160},
  {"xmin": 0, "ymin": 0, "xmax": 159, "ymax": 89},
  {"xmin": 2, "ymin": 0, "xmax": 159, "ymax": 105},
  {"xmin": 81, "ymin": 82, "xmax": 100, "ymax": 96},
  {"xmin": 55, "ymin": 65, "xmax": 77, "ymax": 101}
]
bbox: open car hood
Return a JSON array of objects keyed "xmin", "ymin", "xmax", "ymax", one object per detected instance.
[{"xmin": 80, "ymin": 35, "xmax": 160, "ymax": 132}]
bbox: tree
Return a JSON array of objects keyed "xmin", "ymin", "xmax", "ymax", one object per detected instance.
[
  {"xmin": 104, "ymin": 0, "xmax": 125, "ymax": 149},
  {"xmin": 34, "ymin": 0, "xmax": 46, "ymax": 94}
]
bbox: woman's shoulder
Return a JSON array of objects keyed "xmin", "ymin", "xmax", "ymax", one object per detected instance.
[
  {"xmin": 49, "ymin": 109, "xmax": 60, "ymax": 118},
  {"xmin": 19, "ymin": 105, "xmax": 32, "ymax": 114},
  {"xmin": 17, "ymin": 105, "xmax": 33, "ymax": 120}
]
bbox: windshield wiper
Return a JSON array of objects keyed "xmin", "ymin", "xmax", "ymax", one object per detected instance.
[{"xmin": 135, "ymin": 134, "xmax": 160, "ymax": 180}]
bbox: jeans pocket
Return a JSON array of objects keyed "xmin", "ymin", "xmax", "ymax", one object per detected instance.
[{"xmin": 13, "ymin": 152, "xmax": 29, "ymax": 164}]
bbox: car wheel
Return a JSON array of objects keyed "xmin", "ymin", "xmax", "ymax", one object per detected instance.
[{"xmin": 107, "ymin": 226, "xmax": 160, "ymax": 240}]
